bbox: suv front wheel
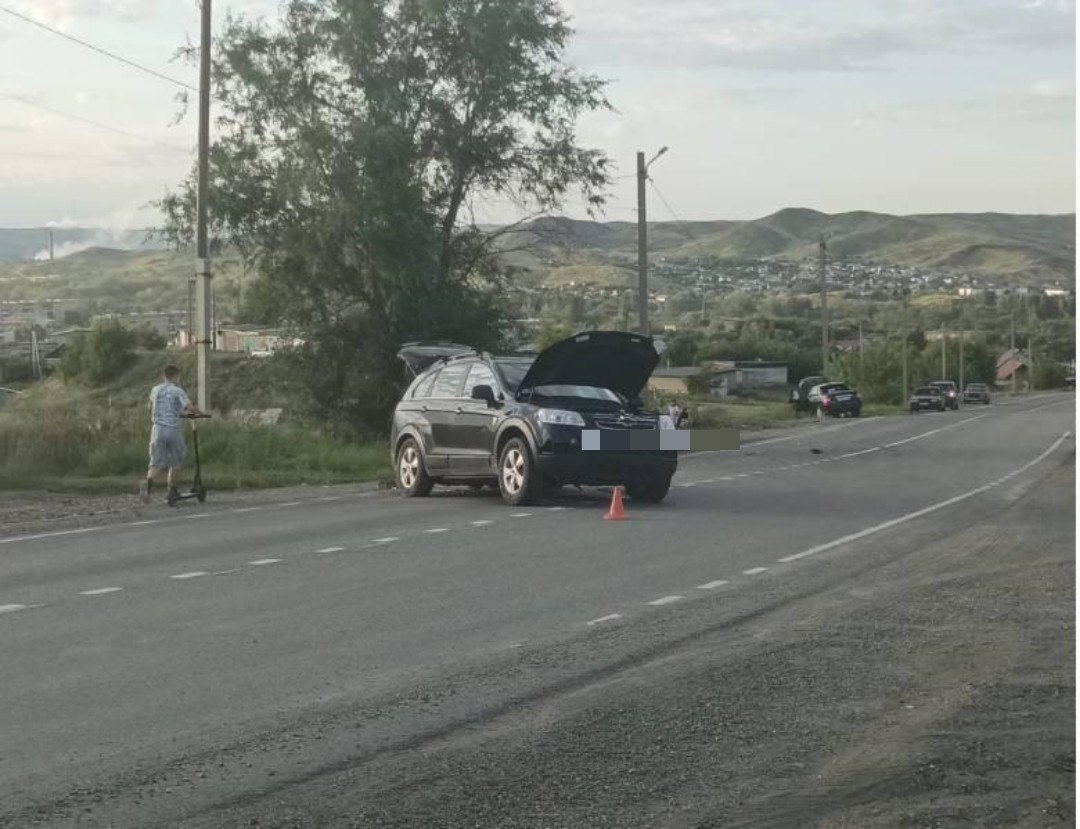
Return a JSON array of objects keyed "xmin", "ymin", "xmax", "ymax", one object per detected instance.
[
  {"xmin": 627, "ymin": 474, "xmax": 672, "ymax": 504},
  {"xmin": 397, "ymin": 438, "xmax": 434, "ymax": 497},
  {"xmin": 498, "ymin": 437, "xmax": 539, "ymax": 506}
]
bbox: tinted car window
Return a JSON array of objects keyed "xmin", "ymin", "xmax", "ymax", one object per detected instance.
[
  {"xmin": 431, "ymin": 362, "xmax": 470, "ymax": 398},
  {"xmin": 412, "ymin": 372, "xmax": 438, "ymax": 399},
  {"xmin": 465, "ymin": 363, "xmax": 498, "ymax": 395},
  {"xmin": 494, "ymin": 358, "xmax": 534, "ymax": 392}
]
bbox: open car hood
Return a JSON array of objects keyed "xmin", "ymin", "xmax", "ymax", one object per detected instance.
[
  {"xmin": 396, "ymin": 342, "xmax": 475, "ymax": 376},
  {"xmin": 516, "ymin": 330, "xmax": 664, "ymax": 401}
]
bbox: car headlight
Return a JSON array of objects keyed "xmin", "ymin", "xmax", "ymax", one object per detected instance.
[{"xmin": 537, "ymin": 408, "xmax": 586, "ymax": 427}]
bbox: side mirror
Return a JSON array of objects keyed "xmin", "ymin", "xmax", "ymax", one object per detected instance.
[{"xmin": 471, "ymin": 384, "xmax": 497, "ymax": 407}]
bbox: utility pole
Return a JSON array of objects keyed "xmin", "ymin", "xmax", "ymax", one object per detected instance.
[
  {"xmin": 940, "ymin": 325, "xmax": 946, "ymax": 377},
  {"xmin": 635, "ymin": 146, "xmax": 668, "ymax": 336},
  {"xmin": 1010, "ymin": 303, "xmax": 1016, "ymax": 394},
  {"xmin": 900, "ymin": 287, "xmax": 909, "ymax": 403},
  {"xmin": 48, "ymin": 229, "xmax": 54, "ymax": 261},
  {"xmin": 195, "ymin": 0, "xmax": 213, "ymax": 411},
  {"xmin": 958, "ymin": 303, "xmax": 965, "ymax": 401},
  {"xmin": 819, "ymin": 237, "xmax": 829, "ymax": 374}
]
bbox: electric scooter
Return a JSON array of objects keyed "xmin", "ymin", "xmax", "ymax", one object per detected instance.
[{"xmin": 167, "ymin": 413, "xmax": 212, "ymax": 507}]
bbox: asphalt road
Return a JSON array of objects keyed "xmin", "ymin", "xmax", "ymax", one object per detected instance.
[{"xmin": 0, "ymin": 393, "xmax": 1074, "ymax": 828}]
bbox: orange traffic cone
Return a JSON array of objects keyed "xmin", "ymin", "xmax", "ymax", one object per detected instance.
[{"xmin": 603, "ymin": 486, "xmax": 627, "ymax": 521}]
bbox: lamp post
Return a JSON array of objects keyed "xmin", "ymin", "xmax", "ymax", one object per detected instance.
[{"xmin": 636, "ymin": 145, "xmax": 669, "ymax": 335}]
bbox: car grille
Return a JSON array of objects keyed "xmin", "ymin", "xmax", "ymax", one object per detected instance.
[{"xmin": 594, "ymin": 418, "xmax": 656, "ymax": 430}]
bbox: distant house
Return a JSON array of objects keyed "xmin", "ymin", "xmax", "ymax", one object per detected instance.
[
  {"xmin": 216, "ymin": 326, "xmax": 304, "ymax": 356},
  {"xmin": 996, "ymin": 348, "xmax": 1029, "ymax": 387},
  {"xmin": 648, "ymin": 360, "xmax": 787, "ymax": 398}
]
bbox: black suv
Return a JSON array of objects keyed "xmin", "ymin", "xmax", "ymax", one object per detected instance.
[
  {"xmin": 391, "ymin": 331, "xmax": 678, "ymax": 506},
  {"xmin": 928, "ymin": 380, "xmax": 959, "ymax": 410}
]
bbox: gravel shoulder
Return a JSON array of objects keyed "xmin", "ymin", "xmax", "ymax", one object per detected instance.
[{"xmin": 174, "ymin": 453, "xmax": 1075, "ymax": 829}]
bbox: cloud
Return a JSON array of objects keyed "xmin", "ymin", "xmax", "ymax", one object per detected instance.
[
  {"xmin": 4, "ymin": 0, "xmax": 165, "ymax": 30},
  {"xmin": 563, "ymin": 0, "xmax": 1076, "ymax": 72}
]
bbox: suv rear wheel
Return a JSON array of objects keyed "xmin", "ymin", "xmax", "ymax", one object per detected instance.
[
  {"xmin": 498, "ymin": 437, "xmax": 539, "ymax": 506},
  {"xmin": 397, "ymin": 438, "xmax": 434, "ymax": 497},
  {"xmin": 627, "ymin": 474, "xmax": 672, "ymax": 504}
]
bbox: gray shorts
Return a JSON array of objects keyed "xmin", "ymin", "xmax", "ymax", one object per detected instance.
[{"xmin": 149, "ymin": 425, "xmax": 186, "ymax": 470}]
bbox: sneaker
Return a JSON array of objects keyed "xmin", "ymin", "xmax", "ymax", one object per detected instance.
[
  {"xmin": 139, "ymin": 479, "xmax": 152, "ymax": 503},
  {"xmin": 166, "ymin": 486, "xmax": 181, "ymax": 506}
]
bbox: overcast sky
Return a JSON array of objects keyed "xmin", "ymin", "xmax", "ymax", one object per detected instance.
[{"xmin": 0, "ymin": 0, "xmax": 1074, "ymax": 228}]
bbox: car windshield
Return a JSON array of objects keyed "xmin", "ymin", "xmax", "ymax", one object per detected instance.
[
  {"xmin": 527, "ymin": 385, "xmax": 624, "ymax": 402},
  {"xmin": 915, "ymin": 387, "xmax": 937, "ymax": 395},
  {"xmin": 493, "ymin": 358, "xmax": 535, "ymax": 392}
]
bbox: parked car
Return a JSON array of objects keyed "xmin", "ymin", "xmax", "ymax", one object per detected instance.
[
  {"xmin": 790, "ymin": 375, "xmax": 827, "ymax": 415},
  {"xmin": 391, "ymin": 331, "xmax": 678, "ymax": 506},
  {"xmin": 808, "ymin": 382, "xmax": 863, "ymax": 418},
  {"xmin": 962, "ymin": 382, "xmax": 991, "ymax": 405},
  {"xmin": 909, "ymin": 386, "xmax": 946, "ymax": 413},
  {"xmin": 928, "ymin": 380, "xmax": 960, "ymax": 410}
]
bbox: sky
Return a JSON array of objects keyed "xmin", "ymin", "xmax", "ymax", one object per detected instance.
[{"xmin": 0, "ymin": 0, "xmax": 1075, "ymax": 229}]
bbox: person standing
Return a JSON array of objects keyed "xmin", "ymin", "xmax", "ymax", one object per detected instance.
[{"xmin": 139, "ymin": 364, "xmax": 199, "ymax": 503}]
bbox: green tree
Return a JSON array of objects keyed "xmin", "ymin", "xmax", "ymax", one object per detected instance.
[
  {"xmin": 61, "ymin": 320, "xmax": 137, "ymax": 385},
  {"xmin": 158, "ymin": 0, "xmax": 611, "ymax": 435}
]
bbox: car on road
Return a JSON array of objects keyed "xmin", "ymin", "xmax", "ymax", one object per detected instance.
[
  {"xmin": 928, "ymin": 380, "xmax": 960, "ymax": 410},
  {"xmin": 962, "ymin": 382, "xmax": 991, "ymax": 405},
  {"xmin": 391, "ymin": 331, "xmax": 678, "ymax": 506},
  {"xmin": 790, "ymin": 375, "xmax": 827, "ymax": 415},
  {"xmin": 909, "ymin": 386, "xmax": 946, "ymax": 412},
  {"xmin": 807, "ymin": 382, "xmax": 863, "ymax": 418}
]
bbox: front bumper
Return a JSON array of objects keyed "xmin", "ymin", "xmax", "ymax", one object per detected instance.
[{"xmin": 534, "ymin": 424, "xmax": 677, "ymax": 484}]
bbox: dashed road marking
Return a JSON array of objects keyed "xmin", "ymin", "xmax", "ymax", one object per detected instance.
[
  {"xmin": 647, "ymin": 595, "xmax": 684, "ymax": 606},
  {"xmin": 0, "ymin": 603, "xmax": 29, "ymax": 614},
  {"xmin": 186, "ymin": 514, "xmax": 211, "ymax": 520},
  {"xmin": 316, "ymin": 546, "xmax": 345, "ymax": 553},
  {"xmin": 548, "ymin": 506, "xmax": 566, "ymax": 511},
  {"xmin": 587, "ymin": 613, "xmax": 623, "ymax": 625},
  {"xmin": 0, "ymin": 526, "xmax": 103, "ymax": 546},
  {"xmin": 425, "ymin": 528, "xmax": 450, "ymax": 534},
  {"xmin": 697, "ymin": 580, "xmax": 729, "ymax": 590},
  {"xmin": 129, "ymin": 520, "xmax": 160, "ymax": 526},
  {"xmin": 743, "ymin": 567, "xmax": 769, "ymax": 575},
  {"xmin": 371, "ymin": 537, "xmax": 399, "ymax": 544},
  {"xmin": 470, "ymin": 520, "xmax": 493, "ymax": 526},
  {"xmin": 511, "ymin": 512, "xmax": 533, "ymax": 518},
  {"xmin": 319, "ymin": 496, "xmax": 343, "ymax": 502},
  {"xmin": 234, "ymin": 507, "xmax": 263, "ymax": 513},
  {"xmin": 170, "ymin": 571, "xmax": 209, "ymax": 580},
  {"xmin": 279, "ymin": 502, "xmax": 301, "ymax": 507},
  {"xmin": 79, "ymin": 587, "xmax": 123, "ymax": 596},
  {"xmin": 248, "ymin": 558, "xmax": 282, "ymax": 566},
  {"xmin": 212, "ymin": 568, "xmax": 241, "ymax": 576}
]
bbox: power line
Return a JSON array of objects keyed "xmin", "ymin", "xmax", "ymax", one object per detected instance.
[
  {"xmin": 0, "ymin": 92, "xmax": 190, "ymax": 151},
  {"xmin": 0, "ymin": 2, "xmax": 198, "ymax": 93},
  {"xmin": 647, "ymin": 177, "xmax": 680, "ymax": 221}
]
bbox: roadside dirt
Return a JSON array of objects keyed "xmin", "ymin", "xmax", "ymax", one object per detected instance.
[{"xmin": 176, "ymin": 457, "xmax": 1074, "ymax": 829}]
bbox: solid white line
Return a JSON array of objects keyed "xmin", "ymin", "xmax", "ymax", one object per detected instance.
[
  {"xmin": 0, "ymin": 526, "xmax": 103, "ymax": 546},
  {"xmin": 316, "ymin": 546, "xmax": 345, "ymax": 553},
  {"xmin": 79, "ymin": 587, "xmax": 123, "ymax": 596},
  {"xmin": 743, "ymin": 567, "xmax": 769, "ymax": 575},
  {"xmin": 587, "ymin": 613, "xmax": 623, "ymax": 625},
  {"xmin": 170, "ymin": 571, "xmax": 208, "ymax": 580},
  {"xmin": 425, "ymin": 528, "xmax": 450, "ymax": 534},
  {"xmin": 248, "ymin": 558, "xmax": 281, "ymax": 566},
  {"xmin": 186, "ymin": 514, "xmax": 211, "ymax": 520},
  {"xmin": 647, "ymin": 595, "xmax": 684, "ymax": 606},
  {"xmin": 777, "ymin": 431, "xmax": 1071, "ymax": 565},
  {"xmin": 234, "ymin": 507, "xmax": 263, "ymax": 513},
  {"xmin": 0, "ymin": 604, "xmax": 28, "ymax": 614},
  {"xmin": 470, "ymin": 520, "xmax": 493, "ymax": 526},
  {"xmin": 129, "ymin": 519, "xmax": 160, "ymax": 526},
  {"xmin": 838, "ymin": 447, "xmax": 882, "ymax": 459},
  {"xmin": 371, "ymin": 536, "xmax": 399, "ymax": 544},
  {"xmin": 279, "ymin": 502, "xmax": 301, "ymax": 507},
  {"xmin": 697, "ymin": 580, "xmax": 729, "ymax": 590},
  {"xmin": 884, "ymin": 413, "xmax": 988, "ymax": 448}
]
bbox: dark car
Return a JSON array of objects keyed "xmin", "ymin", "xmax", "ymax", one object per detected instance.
[
  {"xmin": 962, "ymin": 382, "xmax": 991, "ymax": 405},
  {"xmin": 812, "ymin": 382, "xmax": 863, "ymax": 418},
  {"xmin": 909, "ymin": 386, "xmax": 946, "ymax": 413},
  {"xmin": 928, "ymin": 380, "xmax": 959, "ymax": 410},
  {"xmin": 390, "ymin": 331, "xmax": 678, "ymax": 506}
]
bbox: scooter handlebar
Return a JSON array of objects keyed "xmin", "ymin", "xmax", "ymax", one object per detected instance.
[{"xmin": 182, "ymin": 413, "xmax": 212, "ymax": 419}]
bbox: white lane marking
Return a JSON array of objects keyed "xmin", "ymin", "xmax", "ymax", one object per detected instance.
[
  {"xmin": 838, "ymin": 447, "xmax": 882, "ymax": 459},
  {"xmin": 777, "ymin": 431, "xmax": 1071, "ymax": 565},
  {"xmin": 248, "ymin": 558, "xmax": 282, "ymax": 566},
  {"xmin": 734, "ymin": 473, "xmax": 749, "ymax": 478},
  {"xmin": 371, "ymin": 536, "xmax": 399, "ymax": 544},
  {"xmin": 548, "ymin": 506, "xmax": 566, "ymax": 511},
  {"xmin": 470, "ymin": 520, "xmax": 494, "ymax": 526},
  {"xmin": 319, "ymin": 496, "xmax": 343, "ymax": 502},
  {"xmin": 697, "ymin": 580, "xmax": 730, "ymax": 590},
  {"xmin": 234, "ymin": 507, "xmax": 263, "ymax": 513},
  {"xmin": 679, "ymin": 482, "xmax": 697, "ymax": 488},
  {"xmin": 0, "ymin": 526, "xmax": 103, "ymax": 546},
  {"xmin": 425, "ymin": 528, "xmax": 450, "ymax": 534},
  {"xmin": 316, "ymin": 546, "xmax": 345, "ymax": 553},
  {"xmin": 79, "ymin": 587, "xmax": 123, "ymax": 596},
  {"xmin": 186, "ymin": 514, "xmax": 211, "ymax": 520},
  {"xmin": 647, "ymin": 595, "xmax": 684, "ymax": 606},
  {"xmin": 883, "ymin": 413, "xmax": 988, "ymax": 448},
  {"xmin": 170, "ymin": 571, "xmax": 209, "ymax": 580},
  {"xmin": 129, "ymin": 519, "xmax": 160, "ymax": 526},
  {"xmin": 743, "ymin": 567, "xmax": 769, "ymax": 575},
  {"xmin": 511, "ymin": 512, "xmax": 533, "ymax": 518},
  {"xmin": 212, "ymin": 568, "xmax": 241, "ymax": 575},
  {"xmin": 587, "ymin": 613, "xmax": 623, "ymax": 626},
  {"xmin": 702, "ymin": 479, "xmax": 716, "ymax": 484},
  {"xmin": 0, "ymin": 604, "xmax": 29, "ymax": 614},
  {"xmin": 279, "ymin": 502, "xmax": 301, "ymax": 507}
]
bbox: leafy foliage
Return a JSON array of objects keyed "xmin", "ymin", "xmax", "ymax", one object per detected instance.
[
  {"xmin": 157, "ymin": 0, "xmax": 611, "ymax": 435},
  {"xmin": 61, "ymin": 320, "xmax": 137, "ymax": 385}
]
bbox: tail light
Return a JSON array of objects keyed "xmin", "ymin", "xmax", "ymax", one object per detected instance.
[{"xmin": 821, "ymin": 395, "xmax": 831, "ymax": 407}]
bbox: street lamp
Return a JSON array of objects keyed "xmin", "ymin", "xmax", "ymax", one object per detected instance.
[{"xmin": 637, "ymin": 145, "xmax": 669, "ymax": 335}]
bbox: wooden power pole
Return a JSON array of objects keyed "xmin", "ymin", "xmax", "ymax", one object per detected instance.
[{"xmin": 195, "ymin": 0, "xmax": 213, "ymax": 411}]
